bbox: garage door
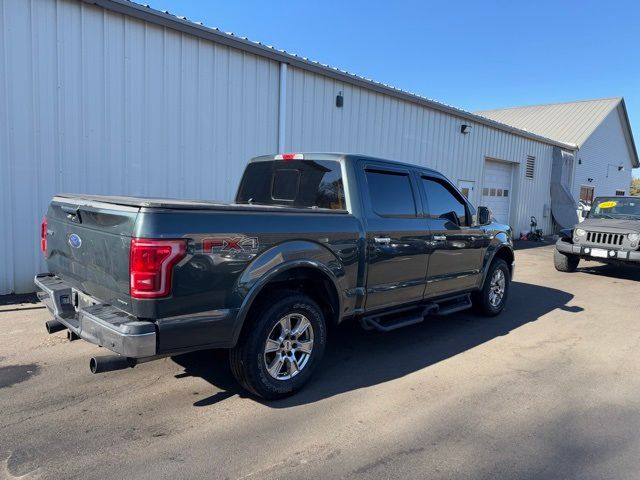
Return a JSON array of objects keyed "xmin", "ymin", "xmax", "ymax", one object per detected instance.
[{"xmin": 482, "ymin": 160, "xmax": 513, "ymax": 225}]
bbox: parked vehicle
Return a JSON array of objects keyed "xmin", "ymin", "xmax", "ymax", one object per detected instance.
[
  {"xmin": 555, "ymin": 196, "xmax": 640, "ymax": 272},
  {"xmin": 36, "ymin": 153, "xmax": 514, "ymax": 398}
]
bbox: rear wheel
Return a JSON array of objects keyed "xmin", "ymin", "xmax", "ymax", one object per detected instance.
[
  {"xmin": 554, "ymin": 249, "xmax": 579, "ymax": 272},
  {"xmin": 229, "ymin": 291, "xmax": 326, "ymax": 399},
  {"xmin": 472, "ymin": 258, "xmax": 510, "ymax": 316}
]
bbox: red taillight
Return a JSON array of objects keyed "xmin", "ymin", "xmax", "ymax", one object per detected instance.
[
  {"xmin": 129, "ymin": 238, "xmax": 187, "ymax": 299},
  {"xmin": 41, "ymin": 216, "xmax": 48, "ymax": 256}
]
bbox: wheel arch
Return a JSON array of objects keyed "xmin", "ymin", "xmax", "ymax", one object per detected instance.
[
  {"xmin": 231, "ymin": 251, "xmax": 343, "ymax": 347},
  {"xmin": 480, "ymin": 244, "xmax": 515, "ymax": 288}
]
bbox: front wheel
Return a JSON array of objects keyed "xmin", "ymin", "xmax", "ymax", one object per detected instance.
[
  {"xmin": 554, "ymin": 249, "xmax": 579, "ymax": 272},
  {"xmin": 229, "ymin": 291, "xmax": 326, "ymax": 399},
  {"xmin": 472, "ymin": 258, "xmax": 511, "ymax": 316}
]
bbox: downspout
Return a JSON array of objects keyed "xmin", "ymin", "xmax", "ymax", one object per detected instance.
[{"xmin": 278, "ymin": 62, "xmax": 288, "ymax": 152}]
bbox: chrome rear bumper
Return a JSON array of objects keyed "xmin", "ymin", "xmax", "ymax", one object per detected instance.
[{"xmin": 34, "ymin": 274, "xmax": 156, "ymax": 358}]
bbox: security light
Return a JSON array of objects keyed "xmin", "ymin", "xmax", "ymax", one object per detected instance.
[{"xmin": 460, "ymin": 124, "xmax": 472, "ymax": 134}]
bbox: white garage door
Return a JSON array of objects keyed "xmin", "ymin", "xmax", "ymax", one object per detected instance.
[{"xmin": 482, "ymin": 160, "xmax": 513, "ymax": 225}]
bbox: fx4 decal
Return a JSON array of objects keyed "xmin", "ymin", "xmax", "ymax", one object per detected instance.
[{"xmin": 202, "ymin": 236, "xmax": 259, "ymax": 253}]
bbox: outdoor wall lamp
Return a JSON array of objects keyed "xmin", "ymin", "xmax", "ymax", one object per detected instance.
[
  {"xmin": 460, "ymin": 124, "xmax": 472, "ymax": 134},
  {"xmin": 336, "ymin": 92, "xmax": 344, "ymax": 108}
]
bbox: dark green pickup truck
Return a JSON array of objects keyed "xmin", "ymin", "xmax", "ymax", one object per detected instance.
[{"xmin": 36, "ymin": 153, "xmax": 514, "ymax": 398}]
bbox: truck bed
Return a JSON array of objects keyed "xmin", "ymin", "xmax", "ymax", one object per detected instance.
[{"xmin": 55, "ymin": 194, "xmax": 348, "ymax": 213}]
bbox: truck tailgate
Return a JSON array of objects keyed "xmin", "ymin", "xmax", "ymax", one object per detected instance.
[{"xmin": 45, "ymin": 196, "xmax": 139, "ymax": 312}]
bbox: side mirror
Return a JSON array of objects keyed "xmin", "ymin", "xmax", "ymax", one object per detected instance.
[{"xmin": 477, "ymin": 206, "xmax": 491, "ymax": 226}]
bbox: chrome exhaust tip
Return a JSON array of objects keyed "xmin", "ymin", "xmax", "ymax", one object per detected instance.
[
  {"xmin": 45, "ymin": 319, "xmax": 66, "ymax": 334},
  {"xmin": 89, "ymin": 355, "xmax": 136, "ymax": 374}
]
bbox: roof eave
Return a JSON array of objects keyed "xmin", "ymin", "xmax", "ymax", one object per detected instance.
[{"xmin": 618, "ymin": 99, "xmax": 640, "ymax": 168}]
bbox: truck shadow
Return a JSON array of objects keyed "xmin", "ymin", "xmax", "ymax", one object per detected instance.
[
  {"xmin": 577, "ymin": 264, "xmax": 640, "ymax": 281},
  {"xmin": 172, "ymin": 281, "xmax": 580, "ymax": 408}
]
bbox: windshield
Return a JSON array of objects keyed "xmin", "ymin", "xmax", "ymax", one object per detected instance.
[
  {"xmin": 589, "ymin": 197, "xmax": 640, "ymax": 220},
  {"xmin": 236, "ymin": 159, "xmax": 347, "ymax": 210}
]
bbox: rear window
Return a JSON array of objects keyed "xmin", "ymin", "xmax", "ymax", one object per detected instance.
[{"xmin": 236, "ymin": 160, "xmax": 346, "ymax": 210}]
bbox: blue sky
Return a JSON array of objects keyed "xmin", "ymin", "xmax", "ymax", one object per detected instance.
[{"xmin": 145, "ymin": 0, "xmax": 640, "ymax": 178}]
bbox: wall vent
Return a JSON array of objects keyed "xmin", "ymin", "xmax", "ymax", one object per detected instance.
[{"xmin": 525, "ymin": 156, "xmax": 536, "ymax": 179}]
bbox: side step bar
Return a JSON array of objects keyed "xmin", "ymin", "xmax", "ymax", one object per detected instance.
[
  {"xmin": 359, "ymin": 294, "xmax": 472, "ymax": 333},
  {"xmin": 433, "ymin": 294, "xmax": 473, "ymax": 316},
  {"xmin": 360, "ymin": 305, "xmax": 436, "ymax": 332}
]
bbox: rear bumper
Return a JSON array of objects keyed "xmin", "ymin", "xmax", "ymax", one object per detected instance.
[
  {"xmin": 34, "ymin": 274, "xmax": 156, "ymax": 358},
  {"xmin": 556, "ymin": 239, "xmax": 640, "ymax": 263}
]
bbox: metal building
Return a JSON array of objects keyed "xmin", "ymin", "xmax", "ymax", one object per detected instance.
[
  {"xmin": 0, "ymin": 0, "xmax": 637, "ymax": 294},
  {"xmin": 477, "ymin": 98, "xmax": 638, "ymax": 204}
]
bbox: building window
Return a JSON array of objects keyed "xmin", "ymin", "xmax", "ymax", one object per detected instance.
[
  {"xmin": 616, "ymin": 190, "xmax": 625, "ymax": 196},
  {"xmin": 525, "ymin": 156, "xmax": 536, "ymax": 179},
  {"xmin": 580, "ymin": 185, "xmax": 595, "ymax": 205}
]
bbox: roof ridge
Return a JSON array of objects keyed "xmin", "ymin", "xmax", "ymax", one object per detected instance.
[{"xmin": 476, "ymin": 97, "xmax": 622, "ymax": 113}]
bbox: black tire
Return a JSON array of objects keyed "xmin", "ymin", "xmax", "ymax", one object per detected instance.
[
  {"xmin": 472, "ymin": 258, "xmax": 511, "ymax": 317},
  {"xmin": 554, "ymin": 249, "xmax": 579, "ymax": 272},
  {"xmin": 229, "ymin": 290, "xmax": 327, "ymax": 400}
]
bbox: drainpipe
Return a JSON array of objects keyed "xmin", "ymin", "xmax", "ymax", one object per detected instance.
[{"xmin": 278, "ymin": 62, "xmax": 288, "ymax": 153}]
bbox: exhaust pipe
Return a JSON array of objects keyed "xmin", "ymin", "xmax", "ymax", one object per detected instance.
[
  {"xmin": 46, "ymin": 319, "xmax": 67, "ymax": 334},
  {"xmin": 89, "ymin": 355, "xmax": 137, "ymax": 374},
  {"xmin": 67, "ymin": 330, "xmax": 80, "ymax": 342}
]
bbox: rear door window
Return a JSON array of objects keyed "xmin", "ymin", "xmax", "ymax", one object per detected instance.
[{"xmin": 365, "ymin": 169, "xmax": 417, "ymax": 217}]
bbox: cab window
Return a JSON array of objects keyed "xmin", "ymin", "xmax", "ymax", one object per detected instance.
[
  {"xmin": 421, "ymin": 177, "xmax": 468, "ymax": 226},
  {"xmin": 365, "ymin": 169, "xmax": 417, "ymax": 217}
]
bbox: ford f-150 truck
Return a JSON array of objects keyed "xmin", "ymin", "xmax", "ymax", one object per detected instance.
[
  {"xmin": 36, "ymin": 153, "xmax": 514, "ymax": 398},
  {"xmin": 555, "ymin": 195, "xmax": 640, "ymax": 272}
]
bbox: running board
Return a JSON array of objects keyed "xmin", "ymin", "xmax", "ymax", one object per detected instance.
[
  {"xmin": 433, "ymin": 294, "xmax": 473, "ymax": 316},
  {"xmin": 360, "ymin": 305, "xmax": 438, "ymax": 332},
  {"xmin": 359, "ymin": 294, "xmax": 473, "ymax": 332}
]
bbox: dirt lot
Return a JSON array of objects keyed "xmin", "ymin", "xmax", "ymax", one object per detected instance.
[{"xmin": 1, "ymin": 244, "xmax": 640, "ymax": 480}]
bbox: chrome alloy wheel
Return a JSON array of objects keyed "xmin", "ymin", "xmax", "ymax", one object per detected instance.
[
  {"xmin": 488, "ymin": 268, "xmax": 506, "ymax": 307},
  {"xmin": 264, "ymin": 313, "xmax": 314, "ymax": 381}
]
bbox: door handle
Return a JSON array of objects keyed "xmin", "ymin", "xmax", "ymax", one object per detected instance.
[
  {"xmin": 374, "ymin": 237, "xmax": 391, "ymax": 245},
  {"xmin": 433, "ymin": 235, "xmax": 447, "ymax": 241}
]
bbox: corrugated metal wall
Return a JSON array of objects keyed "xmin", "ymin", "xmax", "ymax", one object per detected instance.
[
  {"xmin": 0, "ymin": 0, "xmax": 561, "ymax": 294},
  {"xmin": 0, "ymin": 0, "xmax": 280, "ymax": 293},
  {"xmin": 285, "ymin": 66, "xmax": 556, "ymax": 235},
  {"xmin": 572, "ymin": 108, "xmax": 634, "ymax": 199}
]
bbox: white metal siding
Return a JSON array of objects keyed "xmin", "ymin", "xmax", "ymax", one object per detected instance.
[
  {"xmin": 572, "ymin": 108, "xmax": 634, "ymax": 200},
  {"xmin": 0, "ymin": 0, "xmax": 280, "ymax": 294},
  {"xmin": 285, "ymin": 66, "xmax": 556, "ymax": 234},
  {"xmin": 0, "ymin": 0, "xmax": 574, "ymax": 294}
]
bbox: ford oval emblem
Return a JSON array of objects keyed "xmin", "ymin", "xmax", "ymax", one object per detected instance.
[{"xmin": 68, "ymin": 233, "xmax": 82, "ymax": 249}]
